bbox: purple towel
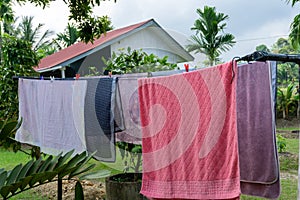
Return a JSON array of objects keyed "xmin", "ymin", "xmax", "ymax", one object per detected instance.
[
  {"xmin": 237, "ymin": 62, "xmax": 280, "ymax": 199},
  {"xmin": 114, "ymin": 73, "xmax": 148, "ymax": 144}
]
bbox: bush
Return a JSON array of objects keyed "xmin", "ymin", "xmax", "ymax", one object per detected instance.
[
  {"xmin": 103, "ymin": 47, "xmax": 178, "ymax": 74},
  {"xmin": 0, "ymin": 34, "xmax": 38, "ymax": 120}
]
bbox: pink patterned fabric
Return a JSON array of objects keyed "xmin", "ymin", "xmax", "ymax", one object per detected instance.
[{"xmin": 138, "ymin": 61, "xmax": 240, "ymax": 199}]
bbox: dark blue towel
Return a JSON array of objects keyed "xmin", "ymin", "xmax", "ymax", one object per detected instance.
[{"xmin": 84, "ymin": 77, "xmax": 117, "ymax": 162}]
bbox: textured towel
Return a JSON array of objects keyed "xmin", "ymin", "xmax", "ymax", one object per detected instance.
[
  {"xmin": 16, "ymin": 79, "xmax": 87, "ymax": 155},
  {"xmin": 84, "ymin": 77, "xmax": 117, "ymax": 162},
  {"xmin": 237, "ymin": 62, "xmax": 280, "ymax": 199},
  {"xmin": 115, "ymin": 73, "xmax": 148, "ymax": 144},
  {"xmin": 139, "ymin": 61, "xmax": 240, "ymax": 199}
]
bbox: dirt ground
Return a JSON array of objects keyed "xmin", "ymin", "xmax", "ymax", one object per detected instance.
[
  {"xmin": 33, "ymin": 179, "xmax": 106, "ymax": 200},
  {"xmin": 33, "ymin": 118, "xmax": 299, "ymax": 200}
]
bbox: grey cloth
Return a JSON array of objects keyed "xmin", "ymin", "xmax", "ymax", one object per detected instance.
[
  {"xmin": 237, "ymin": 62, "xmax": 280, "ymax": 199},
  {"xmin": 84, "ymin": 77, "xmax": 117, "ymax": 162}
]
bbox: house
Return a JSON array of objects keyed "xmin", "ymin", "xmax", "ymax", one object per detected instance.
[{"xmin": 35, "ymin": 19, "xmax": 194, "ymax": 78}]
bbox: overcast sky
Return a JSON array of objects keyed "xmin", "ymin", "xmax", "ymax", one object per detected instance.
[{"xmin": 13, "ymin": 0, "xmax": 299, "ymax": 64}]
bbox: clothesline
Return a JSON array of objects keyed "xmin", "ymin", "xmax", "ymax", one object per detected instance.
[{"xmin": 237, "ymin": 51, "xmax": 300, "ymax": 63}]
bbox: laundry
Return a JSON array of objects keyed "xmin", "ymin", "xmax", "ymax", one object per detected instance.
[
  {"xmin": 16, "ymin": 77, "xmax": 119, "ymax": 162},
  {"xmin": 138, "ymin": 61, "xmax": 240, "ymax": 199},
  {"xmin": 114, "ymin": 73, "xmax": 148, "ymax": 144},
  {"xmin": 83, "ymin": 77, "xmax": 118, "ymax": 162},
  {"xmin": 115, "ymin": 70, "xmax": 188, "ymax": 145},
  {"xmin": 16, "ymin": 79, "xmax": 87, "ymax": 155},
  {"xmin": 236, "ymin": 61, "xmax": 280, "ymax": 199}
]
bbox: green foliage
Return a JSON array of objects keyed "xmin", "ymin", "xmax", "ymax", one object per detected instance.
[
  {"xmin": 103, "ymin": 47, "xmax": 178, "ymax": 74},
  {"xmin": 85, "ymin": 66, "xmax": 101, "ymax": 77},
  {"xmin": 12, "ymin": 16, "xmax": 55, "ymax": 53},
  {"xmin": 116, "ymin": 142, "xmax": 142, "ymax": 173},
  {"xmin": 0, "ymin": 119, "xmax": 22, "ymax": 153},
  {"xmin": 277, "ymin": 83, "xmax": 299, "ymax": 119},
  {"xmin": 63, "ymin": 0, "xmax": 115, "ymax": 43},
  {"xmin": 0, "ymin": 34, "xmax": 38, "ymax": 120},
  {"xmin": 77, "ymin": 15, "xmax": 113, "ymax": 44},
  {"xmin": 276, "ymin": 134, "xmax": 287, "ymax": 153},
  {"xmin": 0, "ymin": 0, "xmax": 115, "ymax": 44},
  {"xmin": 54, "ymin": 23, "xmax": 80, "ymax": 49},
  {"xmin": 0, "ymin": 149, "xmax": 101, "ymax": 199},
  {"xmin": 255, "ymin": 44, "xmax": 270, "ymax": 52},
  {"xmin": 186, "ymin": 6, "xmax": 235, "ymax": 66}
]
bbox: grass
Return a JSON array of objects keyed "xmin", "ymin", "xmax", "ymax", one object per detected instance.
[{"xmin": 277, "ymin": 126, "xmax": 300, "ymax": 131}]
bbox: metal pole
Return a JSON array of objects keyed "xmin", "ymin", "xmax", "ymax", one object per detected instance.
[{"xmin": 58, "ymin": 178, "xmax": 62, "ymax": 200}]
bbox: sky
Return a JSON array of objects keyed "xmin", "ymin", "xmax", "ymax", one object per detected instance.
[{"xmin": 13, "ymin": 0, "xmax": 300, "ymax": 65}]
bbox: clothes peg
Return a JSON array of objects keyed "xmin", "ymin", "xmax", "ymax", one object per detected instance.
[{"xmin": 184, "ymin": 64, "xmax": 189, "ymax": 72}]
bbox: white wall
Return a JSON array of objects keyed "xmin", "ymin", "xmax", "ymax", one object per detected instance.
[{"xmin": 110, "ymin": 27, "xmax": 181, "ymax": 63}]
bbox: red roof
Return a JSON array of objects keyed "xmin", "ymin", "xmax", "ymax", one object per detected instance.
[{"xmin": 36, "ymin": 19, "xmax": 153, "ymax": 71}]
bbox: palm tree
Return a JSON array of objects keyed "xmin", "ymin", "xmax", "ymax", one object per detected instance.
[
  {"xmin": 13, "ymin": 16, "xmax": 54, "ymax": 54},
  {"xmin": 53, "ymin": 23, "xmax": 79, "ymax": 50},
  {"xmin": 277, "ymin": 83, "xmax": 299, "ymax": 119},
  {"xmin": 287, "ymin": 0, "xmax": 300, "ymax": 48},
  {"xmin": 186, "ymin": 6, "xmax": 235, "ymax": 66}
]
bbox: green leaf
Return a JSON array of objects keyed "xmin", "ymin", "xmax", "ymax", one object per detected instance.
[
  {"xmin": 16, "ymin": 160, "xmax": 34, "ymax": 182},
  {"xmin": 69, "ymin": 152, "xmax": 96, "ymax": 178},
  {"xmin": 0, "ymin": 171, "xmax": 8, "ymax": 188},
  {"xmin": 64, "ymin": 151, "xmax": 87, "ymax": 171},
  {"xmin": 0, "ymin": 120, "xmax": 5, "ymax": 130},
  {"xmin": 19, "ymin": 176, "xmax": 33, "ymax": 191},
  {"xmin": 6, "ymin": 164, "xmax": 22, "ymax": 185},
  {"xmin": 79, "ymin": 170, "xmax": 111, "ymax": 180},
  {"xmin": 29, "ymin": 173, "xmax": 43, "ymax": 187},
  {"xmin": 58, "ymin": 166, "xmax": 78, "ymax": 179},
  {"xmin": 55, "ymin": 150, "xmax": 75, "ymax": 169},
  {"xmin": 0, "ymin": 121, "xmax": 18, "ymax": 140},
  {"xmin": 75, "ymin": 164, "xmax": 96, "ymax": 180},
  {"xmin": 0, "ymin": 185, "xmax": 13, "ymax": 198},
  {"xmin": 10, "ymin": 182, "xmax": 23, "ymax": 195},
  {"xmin": 13, "ymin": 118, "xmax": 23, "ymax": 133},
  {"xmin": 26, "ymin": 157, "xmax": 43, "ymax": 175},
  {"xmin": 46, "ymin": 152, "xmax": 63, "ymax": 171},
  {"xmin": 75, "ymin": 181, "xmax": 84, "ymax": 200},
  {"xmin": 37, "ymin": 155, "xmax": 53, "ymax": 173}
]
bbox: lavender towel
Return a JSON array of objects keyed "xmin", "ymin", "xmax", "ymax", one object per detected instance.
[
  {"xmin": 16, "ymin": 79, "xmax": 87, "ymax": 155},
  {"xmin": 237, "ymin": 62, "xmax": 280, "ymax": 199},
  {"xmin": 114, "ymin": 73, "xmax": 148, "ymax": 144},
  {"xmin": 84, "ymin": 77, "xmax": 117, "ymax": 162}
]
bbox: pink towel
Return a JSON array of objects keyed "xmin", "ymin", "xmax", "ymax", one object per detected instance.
[{"xmin": 138, "ymin": 61, "xmax": 240, "ymax": 199}]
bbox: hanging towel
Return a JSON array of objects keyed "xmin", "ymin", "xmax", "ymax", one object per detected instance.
[
  {"xmin": 16, "ymin": 79, "xmax": 87, "ymax": 155},
  {"xmin": 84, "ymin": 77, "xmax": 117, "ymax": 162},
  {"xmin": 237, "ymin": 62, "xmax": 280, "ymax": 199},
  {"xmin": 115, "ymin": 73, "xmax": 148, "ymax": 144},
  {"xmin": 139, "ymin": 61, "xmax": 240, "ymax": 199}
]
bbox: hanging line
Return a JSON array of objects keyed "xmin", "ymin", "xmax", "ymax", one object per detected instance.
[{"xmin": 237, "ymin": 51, "xmax": 300, "ymax": 63}]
